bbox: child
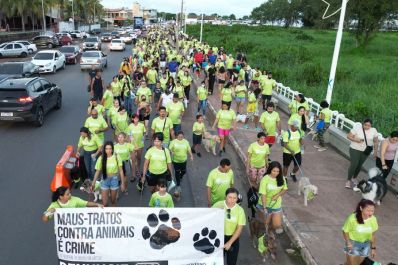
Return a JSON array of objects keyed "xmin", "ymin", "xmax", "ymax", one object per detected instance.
[
  {"xmin": 102, "ymin": 85, "xmax": 114, "ymax": 120},
  {"xmin": 243, "ymin": 89, "xmax": 260, "ymax": 131},
  {"xmin": 191, "ymin": 114, "xmax": 206, "ymax": 157},
  {"xmin": 314, "ymin": 100, "xmax": 332, "ymax": 152},
  {"xmin": 196, "ymin": 81, "xmax": 208, "ymax": 118},
  {"xmin": 148, "ymin": 179, "xmax": 174, "ymax": 208}
]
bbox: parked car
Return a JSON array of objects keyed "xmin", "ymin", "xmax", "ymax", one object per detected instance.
[
  {"xmin": 59, "ymin": 35, "xmax": 73, "ymax": 46},
  {"xmin": 0, "ymin": 77, "xmax": 62, "ymax": 126},
  {"xmin": 100, "ymin": 33, "xmax": 112, "ymax": 42},
  {"xmin": 110, "ymin": 31, "xmax": 120, "ymax": 39},
  {"xmin": 12, "ymin": 40, "xmax": 37, "ymax": 54},
  {"xmin": 31, "ymin": 35, "xmax": 58, "ymax": 49},
  {"xmin": 59, "ymin": 45, "xmax": 81, "ymax": 64},
  {"xmin": 0, "ymin": 43, "xmax": 28, "ymax": 58},
  {"xmin": 0, "ymin": 62, "xmax": 40, "ymax": 78},
  {"xmin": 117, "ymin": 28, "xmax": 127, "ymax": 35},
  {"xmin": 69, "ymin": 30, "xmax": 81, "ymax": 38},
  {"xmin": 80, "ymin": 51, "xmax": 107, "ymax": 71},
  {"xmin": 110, "ymin": 39, "xmax": 126, "ymax": 51},
  {"xmin": 120, "ymin": 35, "xmax": 133, "ymax": 44},
  {"xmin": 56, "ymin": 32, "xmax": 72, "ymax": 39},
  {"xmin": 90, "ymin": 28, "xmax": 101, "ymax": 35},
  {"xmin": 82, "ymin": 37, "xmax": 101, "ymax": 51},
  {"xmin": 31, "ymin": 50, "xmax": 66, "ymax": 74}
]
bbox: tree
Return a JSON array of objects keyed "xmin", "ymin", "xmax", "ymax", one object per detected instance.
[
  {"xmin": 251, "ymin": 0, "xmax": 301, "ymax": 27},
  {"xmin": 229, "ymin": 14, "xmax": 236, "ymax": 20},
  {"xmin": 242, "ymin": 15, "xmax": 250, "ymax": 20}
]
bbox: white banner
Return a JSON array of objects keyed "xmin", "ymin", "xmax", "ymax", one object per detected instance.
[{"xmin": 54, "ymin": 207, "xmax": 224, "ymax": 265}]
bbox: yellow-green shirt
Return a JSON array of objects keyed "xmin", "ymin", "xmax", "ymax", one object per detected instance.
[
  {"xmin": 261, "ymin": 78, "xmax": 276, "ymax": 95},
  {"xmin": 146, "ymin": 69, "xmax": 158, "ymax": 84},
  {"xmin": 111, "ymin": 81, "xmax": 121, "ymax": 97},
  {"xmin": 102, "ymin": 90, "xmax": 114, "ymax": 109},
  {"xmin": 114, "ymin": 143, "xmax": 134, "ymax": 161},
  {"xmin": 288, "ymin": 113, "xmax": 304, "ymax": 129},
  {"xmin": 84, "ymin": 116, "xmax": 108, "ymax": 143},
  {"xmin": 173, "ymin": 85, "xmax": 185, "ymax": 99},
  {"xmin": 151, "ymin": 117, "xmax": 174, "ymax": 144},
  {"xmin": 213, "ymin": 200, "xmax": 246, "ymax": 236},
  {"xmin": 127, "ymin": 123, "xmax": 146, "ymax": 149},
  {"xmin": 235, "ymin": 85, "xmax": 247, "ymax": 98},
  {"xmin": 169, "ymin": 139, "xmax": 190, "ymax": 163},
  {"xmin": 145, "ymin": 146, "xmax": 172, "ymax": 174},
  {"xmin": 248, "ymin": 142, "xmax": 270, "ymax": 168},
  {"xmin": 181, "ymin": 75, "xmax": 192, "ymax": 87},
  {"xmin": 193, "ymin": 122, "xmax": 205, "ymax": 135},
  {"xmin": 206, "ymin": 168, "xmax": 234, "ymax": 205},
  {"xmin": 289, "ymin": 100, "xmax": 310, "ymax": 114},
  {"xmin": 216, "ymin": 109, "xmax": 236, "ymax": 130},
  {"xmin": 197, "ymin": 85, "xmax": 208, "ymax": 101},
  {"xmin": 149, "ymin": 192, "xmax": 174, "ymax": 208},
  {"xmin": 259, "ymin": 111, "xmax": 280, "ymax": 136},
  {"xmin": 77, "ymin": 135, "xmax": 102, "ymax": 152},
  {"xmin": 342, "ymin": 213, "xmax": 378, "ymax": 243},
  {"xmin": 136, "ymin": 87, "xmax": 152, "ymax": 102},
  {"xmin": 321, "ymin": 108, "xmax": 332, "ymax": 123},
  {"xmin": 221, "ymin": 88, "xmax": 233, "ymax": 102},
  {"xmin": 258, "ymin": 175, "xmax": 288, "ymax": 209},
  {"xmin": 282, "ymin": 130, "xmax": 303, "ymax": 154},
  {"xmin": 166, "ymin": 101, "xmax": 185, "ymax": 125},
  {"xmin": 95, "ymin": 154, "xmax": 122, "ymax": 175},
  {"xmin": 113, "ymin": 112, "xmax": 129, "ymax": 135}
]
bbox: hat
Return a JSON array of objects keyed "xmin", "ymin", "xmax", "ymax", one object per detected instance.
[{"xmin": 292, "ymin": 120, "xmax": 300, "ymax": 128}]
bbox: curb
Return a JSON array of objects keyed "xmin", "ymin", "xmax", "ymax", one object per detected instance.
[{"xmin": 207, "ymin": 100, "xmax": 318, "ymax": 265}]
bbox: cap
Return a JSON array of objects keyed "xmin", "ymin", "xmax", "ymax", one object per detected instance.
[{"xmin": 292, "ymin": 120, "xmax": 300, "ymax": 127}]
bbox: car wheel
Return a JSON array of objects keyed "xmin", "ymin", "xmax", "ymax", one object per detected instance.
[
  {"xmin": 53, "ymin": 66, "xmax": 56, "ymax": 74},
  {"xmin": 28, "ymin": 48, "xmax": 33, "ymax": 54},
  {"xmin": 54, "ymin": 95, "xmax": 62, "ymax": 110},
  {"xmin": 62, "ymin": 62, "xmax": 65, "ymax": 69},
  {"xmin": 20, "ymin": 52, "xmax": 28, "ymax": 58},
  {"xmin": 47, "ymin": 43, "xmax": 53, "ymax": 49},
  {"xmin": 34, "ymin": 107, "xmax": 44, "ymax": 127}
]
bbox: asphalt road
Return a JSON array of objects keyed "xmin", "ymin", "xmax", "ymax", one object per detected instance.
[{"xmin": 0, "ymin": 42, "xmax": 302, "ymax": 265}]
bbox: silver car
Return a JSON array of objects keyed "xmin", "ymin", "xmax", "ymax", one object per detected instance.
[
  {"xmin": 0, "ymin": 43, "xmax": 29, "ymax": 58},
  {"xmin": 80, "ymin": 51, "xmax": 107, "ymax": 71}
]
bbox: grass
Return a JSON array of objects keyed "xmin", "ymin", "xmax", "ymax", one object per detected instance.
[{"xmin": 186, "ymin": 25, "xmax": 398, "ymax": 135}]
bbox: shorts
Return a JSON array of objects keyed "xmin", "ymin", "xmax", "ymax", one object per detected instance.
[
  {"xmin": 265, "ymin": 136, "xmax": 276, "ymax": 145},
  {"xmin": 101, "ymin": 176, "xmax": 119, "ymax": 190},
  {"xmin": 173, "ymin": 124, "xmax": 182, "ymax": 133},
  {"xmin": 344, "ymin": 240, "xmax": 370, "ymax": 257},
  {"xmin": 256, "ymin": 204, "xmax": 282, "ymax": 214},
  {"xmin": 122, "ymin": 160, "xmax": 130, "ymax": 176},
  {"xmin": 235, "ymin": 97, "xmax": 246, "ymax": 103},
  {"xmin": 262, "ymin": 94, "xmax": 272, "ymax": 102},
  {"xmin": 139, "ymin": 114, "xmax": 150, "ymax": 122},
  {"xmin": 146, "ymin": 171, "xmax": 169, "ymax": 186},
  {"xmin": 193, "ymin": 133, "xmax": 202, "ymax": 145},
  {"xmin": 249, "ymin": 167, "xmax": 267, "ymax": 183},
  {"xmin": 218, "ymin": 79, "xmax": 226, "ymax": 84},
  {"xmin": 218, "ymin": 128, "xmax": 231, "ymax": 137},
  {"xmin": 246, "ymin": 111, "xmax": 259, "ymax": 120},
  {"xmin": 283, "ymin": 152, "xmax": 302, "ymax": 167},
  {"xmin": 160, "ymin": 61, "xmax": 166, "ymax": 68}
]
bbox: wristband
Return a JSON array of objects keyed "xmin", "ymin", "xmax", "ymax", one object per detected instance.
[{"xmin": 371, "ymin": 247, "xmax": 376, "ymax": 250}]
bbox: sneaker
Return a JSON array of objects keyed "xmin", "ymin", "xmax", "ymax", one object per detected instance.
[
  {"xmin": 191, "ymin": 147, "xmax": 196, "ymax": 154},
  {"xmin": 197, "ymin": 152, "xmax": 202, "ymax": 157},
  {"xmin": 345, "ymin": 181, "xmax": 352, "ymax": 189},
  {"xmin": 352, "ymin": 179, "xmax": 358, "ymax": 187},
  {"xmin": 313, "ymin": 145, "xmax": 321, "ymax": 149},
  {"xmin": 203, "ymin": 115, "xmax": 206, "ymax": 120},
  {"xmin": 318, "ymin": 147, "xmax": 327, "ymax": 152},
  {"xmin": 290, "ymin": 173, "xmax": 297, "ymax": 182},
  {"xmin": 353, "ymin": 186, "xmax": 361, "ymax": 192},
  {"xmin": 243, "ymin": 125, "xmax": 249, "ymax": 129},
  {"xmin": 130, "ymin": 177, "xmax": 136, "ymax": 183},
  {"xmin": 255, "ymin": 127, "xmax": 262, "ymax": 132},
  {"xmin": 136, "ymin": 182, "xmax": 144, "ymax": 192}
]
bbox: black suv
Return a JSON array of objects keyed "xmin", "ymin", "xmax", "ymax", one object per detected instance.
[{"xmin": 0, "ymin": 77, "xmax": 62, "ymax": 126}]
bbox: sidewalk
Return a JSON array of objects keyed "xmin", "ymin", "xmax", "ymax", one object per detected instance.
[{"xmin": 205, "ymin": 89, "xmax": 398, "ymax": 265}]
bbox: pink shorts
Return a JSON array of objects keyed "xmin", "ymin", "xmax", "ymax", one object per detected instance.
[
  {"xmin": 249, "ymin": 167, "xmax": 267, "ymax": 184},
  {"xmin": 218, "ymin": 128, "xmax": 231, "ymax": 136}
]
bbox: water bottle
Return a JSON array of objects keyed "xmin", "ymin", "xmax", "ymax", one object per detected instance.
[{"xmin": 301, "ymin": 145, "xmax": 305, "ymax": 154}]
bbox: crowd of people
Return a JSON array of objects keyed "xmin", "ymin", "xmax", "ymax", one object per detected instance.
[{"xmin": 41, "ymin": 25, "xmax": 398, "ymax": 265}]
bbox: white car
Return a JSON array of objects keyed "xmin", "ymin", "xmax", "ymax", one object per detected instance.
[
  {"xmin": 0, "ymin": 43, "xmax": 29, "ymax": 58},
  {"xmin": 120, "ymin": 35, "xmax": 133, "ymax": 44},
  {"xmin": 12, "ymin": 40, "xmax": 37, "ymax": 54},
  {"xmin": 31, "ymin": 50, "xmax": 66, "ymax": 74},
  {"xmin": 109, "ymin": 39, "xmax": 125, "ymax": 51}
]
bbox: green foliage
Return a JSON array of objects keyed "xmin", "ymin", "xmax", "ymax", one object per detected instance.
[{"xmin": 187, "ymin": 25, "xmax": 398, "ymax": 135}]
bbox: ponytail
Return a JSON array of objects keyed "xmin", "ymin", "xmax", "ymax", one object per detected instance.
[
  {"xmin": 52, "ymin": 186, "xmax": 68, "ymax": 202},
  {"xmin": 355, "ymin": 199, "xmax": 375, "ymax": 224}
]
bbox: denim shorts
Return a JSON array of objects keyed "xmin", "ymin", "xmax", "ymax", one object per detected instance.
[
  {"xmin": 256, "ymin": 204, "xmax": 282, "ymax": 214},
  {"xmin": 235, "ymin": 97, "xmax": 246, "ymax": 103},
  {"xmin": 101, "ymin": 175, "xmax": 119, "ymax": 190},
  {"xmin": 344, "ymin": 240, "xmax": 370, "ymax": 257}
]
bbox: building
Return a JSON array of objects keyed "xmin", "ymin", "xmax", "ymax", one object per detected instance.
[
  {"xmin": 132, "ymin": 2, "xmax": 143, "ymax": 17},
  {"xmin": 143, "ymin": 9, "xmax": 157, "ymax": 24},
  {"xmin": 104, "ymin": 7, "xmax": 133, "ymax": 25}
]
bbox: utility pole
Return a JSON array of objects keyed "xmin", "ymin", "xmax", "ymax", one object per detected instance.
[
  {"xmin": 180, "ymin": 0, "xmax": 184, "ymax": 32},
  {"xmin": 325, "ymin": 0, "xmax": 348, "ymax": 104},
  {"xmin": 200, "ymin": 13, "xmax": 204, "ymax": 42},
  {"xmin": 41, "ymin": 0, "xmax": 46, "ymax": 31}
]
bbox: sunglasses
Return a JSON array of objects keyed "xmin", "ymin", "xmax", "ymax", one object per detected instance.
[{"xmin": 226, "ymin": 209, "xmax": 231, "ymax": 219}]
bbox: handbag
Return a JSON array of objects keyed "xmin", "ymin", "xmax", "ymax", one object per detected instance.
[
  {"xmin": 362, "ymin": 127, "xmax": 373, "ymax": 155},
  {"xmin": 162, "ymin": 148, "xmax": 176, "ymax": 192}
]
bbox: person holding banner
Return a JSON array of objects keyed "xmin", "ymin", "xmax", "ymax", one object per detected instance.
[
  {"xmin": 213, "ymin": 188, "xmax": 246, "ymax": 265},
  {"xmin": 92, "ymin": 141, "xmax": 126, "ymax": 207},
  {"xmin": 42, "ymin": 186, "xmax": 103, "ymax": 222},
  {"xmin": 148, "ymin": 179, "xmax": 174, "ymax": 208}
]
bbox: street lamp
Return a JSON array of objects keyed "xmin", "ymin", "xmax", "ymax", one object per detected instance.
[
  {"xmin": 41, "ymin": 0, "xmax": 46, "ymax": 32},
  {"xmin": 69, "ymin": 0, "xmax": 75, "ymax": 30}
]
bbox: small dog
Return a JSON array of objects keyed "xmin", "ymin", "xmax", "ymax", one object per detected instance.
[
  {"xmin": 298, "ymin": 177, "xmax": 318, "ymax": 206},
  {"xmin": 80, "ymin": 179, "xmax": 102, "ymax": 202},
  {"xmin": 202, "ymin": 132, "xmax": 220, "ymax": 155},
  {"xmin": 355, "ymin": 167, "xmax": 388, "ymax": 205}
]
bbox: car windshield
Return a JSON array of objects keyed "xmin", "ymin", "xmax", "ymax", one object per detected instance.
[
  {"xmin": 0, "ymin": 64, "xmax": 23, "ymax": 74},
  {"xmin": 34, "ymin": 53, "xmax": 53, "ymax": 60},
  {"xmin": 86, "ymin": 38, "xmax": 97, "ymax": 42},
  {"xmin": 102, "ymin": 33, "xmax": 110, "ymax": 36},
  {"xmin": 59, "ymin": 47, "xmax": 75, "ymax": 53},
  {"xmin": 82, "ymin": 52, "xmax": 99, "ymax": 58},
  {"xmin": 112, "ymin": 40, "xmax": 121, "ymax": 43},
  {"xmin": 111, "ymin": 32, "xmax": 118, "ymax": 34}
]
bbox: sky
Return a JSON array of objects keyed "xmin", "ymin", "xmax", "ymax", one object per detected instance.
[{"xmin": 100, "ymin": 0, "xmax": 266, "ymax": 17}]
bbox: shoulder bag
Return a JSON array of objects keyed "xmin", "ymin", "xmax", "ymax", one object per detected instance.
[{"xmin": 362, "ymin": 127, "xmax": 373, "ymax": 155}]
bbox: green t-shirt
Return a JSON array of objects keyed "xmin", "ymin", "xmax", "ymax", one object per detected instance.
[
  {"xmin": 259, "ymin": 111, "xmax": 280, "ymax": 136},
  {"xmin": 166, "ymin": 101, "xmax": 185, "ymax": 125},
  {"xmin": 114, "ymin": 143, "xmax": 134, "ymax": 161},
  {"xmin": 226, "ymin": 58, "xmax": 234, "ymax": 69},
  {"xmin": 113, "ymin": 112, "xmax": 129, "ymax": 135},
  {"xmin": 111, "ymin": 81, "xmax": 121, "ymax": 97},
  {"xmin": 213, "ymin": 200, "xmax": 246, "ymax": 236},
  {"xmin": 288, "ymin": 113, "xmax": 303, "ymax": 129},
  {"xmin": 206, "ymin": 167, "xmax": 234, "ymax": 205},
  {"xmin": 146, "ymin": 69, "xmax": 158, "ymax": 84},
  {"xmin": 235, "ymin": 85, "xmax": 247, "ymax": 98},
  {"xmin": 89, "ymin": 104, "xmax": 105, "ymax": 116},
  {"xmin": 173, "ymin": 85, "xmax": 185, "ymax": 99},
  {"xmin": 169, "ymin": 139, "xmax": 190, "ymax": 163},
  {"xmin": 289, "ymin": 100, "xmax": 309, "ymax": 114},
  {"xmin": 221, "ymin": 88, "xmax": 233, "ymax": 102},
  {"xmin": 193, "ymin": 122, "xmax": 205, "ymax": 135},
  {"xmin": 321, "ymin": 108, "xmax": 332, "ymax": 123},
  {"xmin": 197, "ymin": 85, "xmax": 208, "ymax": 101},
  {"xmin": 282, "ymin": 130, "xmax": 303, "ymax": 154},
  {"xmin": 248, "ymin": 142, "xmax": 270, "ymax": 168},
  {"xmin": 46, "ymin": 197, "xmax": 88, "ymax": 219},
  {"xmin": 151, "ymin": 117, "xmax": 173, "ymax": 144},
  {"xmin": 145, "ymin": 146, "xmax": 172, "ymax": 175},
  {"xmin": 84, "ymin": 116, "xmax": 108, "ymax": 143},
  {"xmin": 102, "ymin": 90, "xmax": 114, "ymax": 109},
  {"xmin": 342, "ymin": 213, "xmax": 378, "ymax": 243},
  {"xmin": 160, "ymin": 77, "xmax": 168, "ymax": 90},
  {"xmin": 127, "ymin": 123, "xmax": 146, "ymax": 149},
  {"xmin": 216, "ymin": 109, "xmax": 236, "ymax": 130},
  {"xmin": 258, "ymin": 175, "xmax": 288, "ymax": 209},
  {"xmin": 149, "ymin": 192, "xmax": 174, "ymax": 208},
  {"xmin": 136, "ymin": 87, "xmax": 152, "ymax": 102},
  {"xmin": 95, "ymin": 154, "xmax": 122, "ymax": 175},
  {"xmin": 181, "ymin": 75, "xmax": 192, "ymax": 87},
  {"xmin": 77, "ymin": 135, "xmax": 102, "ymax": 152},
  {"xmin": 261, "ymin": 78, "xmax": 276, "ymax": 95}
]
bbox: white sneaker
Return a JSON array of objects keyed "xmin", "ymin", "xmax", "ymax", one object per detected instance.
[
  {"xmin": 318, "ymin": 147, "xmax": 327, "ymax": 152},
  {"xmin": 313, "ymin": 145, "xmax": 321, "ymax": 149},
  {"xmin": 345, "ymin": 181, "xmax": 352, "ymax": 189},
  {"xmin": 352, "ymin": 186, "xmax": 361, "ymax": 192}
]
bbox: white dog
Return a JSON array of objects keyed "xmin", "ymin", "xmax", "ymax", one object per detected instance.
[
  {"xmin": 354, "ymin": 167, "xmax": 388, "ymax": 205},
  {"xmin": 80, "ymin": 179, "xmax": 102, "ymax": 202},
  {"xmin": 298, "ymin": 177, "xmax": 318, "ymax": 206},
  {"xmin": 202, "ymin": 132, "xmax": 221, "ymax": 155}
]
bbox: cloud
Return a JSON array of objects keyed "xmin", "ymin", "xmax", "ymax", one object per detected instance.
[{"xmin": 100, "ymin": 0, "xmax": 265, "ymax": 17}]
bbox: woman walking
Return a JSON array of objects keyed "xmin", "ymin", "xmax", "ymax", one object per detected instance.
[
  {"xmin": 114, "ymin": 132, "xmax": 135, "ymax": 188},
  {"xmin": 196, "ymin": 81, "xmax": 208, "ymax": 118},
  {"xmin": 92, "ymin": 141, "xmax": 126, "ymax": 207},
  {"xmin": 246, "ymin": 132, "xmax": 270, "ymax": 188},
  {"xmin": 76, "ymin": 127, "xmax": 102, "ymax": 180},
  {"xmin": 376, "ymin": 131, "xmax": 398, "ymax": 179},
  {"xmin": 213, "ymin": 188, "xmax": 246, "ymax": 265},
  {"xmin": 217, "ymin": 66, "xmax": 228, "ymax": 95},
  {"xmin": 288, "ymin": 106, "xmax": 309, "ymax": 132},
  {"xmin": 346, "ymin": 119, "xmax": 379, "ymax": 189},
  {"xmin": 213, "ymin": 102, "xmax": 237, "ymax": 156},
  {"xmin": 127, "ymin": 114, "xmax": 146, "ymax": 180},
  {"xmin": 342, "ymin": 199, "xmax": 378, "ymax": 265},
  {"xmin": 220, "ymin": 82, "xmax": 234, "ymax": 108}
]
